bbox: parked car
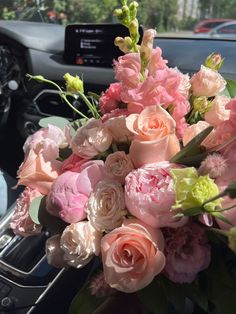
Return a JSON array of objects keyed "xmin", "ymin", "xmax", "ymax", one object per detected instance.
[
  {"xmin": 193, "ymin": 18, "xmax": 235, "ymax": 33},
  {"xmin": 194, "ymin": 21, "xmax": 236, "ymax": 39}
]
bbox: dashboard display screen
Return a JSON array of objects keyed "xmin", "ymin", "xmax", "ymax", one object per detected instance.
[{"xmin": 64, "ymin": 24, "xmax": 143, "ymax": 67}]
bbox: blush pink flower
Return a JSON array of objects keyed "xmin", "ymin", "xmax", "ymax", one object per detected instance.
[
  {"xmin": 17, "ymin": 146, "xmax": 61, "ymax": 195},
  {"xmin": 60, "ymin": 221, "xmax": 102, "ymax": 268},
  {"xmin": 105, "ymin": 115, "xmax": 133, "ymax": 143},
  {"xmin": 163, "ymin": 223, "xmax": 211, "ymax": 283},
  {"xmin": 126, "ymin": 105, "xmax": 180, "ymax": 167},
  {"xmin": 105, "ymin": 151, "xmax": 134, "ymax": 184},
  {"xmin": 190, "ymin": 65, "xmax": 226, "ymax": 97},
  {"xmin": 147, "ymin": 47, "xmax": 167, "ymax": 76},
  {"xmin": 61, "ymin": 153, "xmax": 87, "ymax": 173},
  {"xmin": 90, "ymin": 272, "xmax": 116, "ymax": 297},
  {"xmin": 114, "ymin": 52, "xmax": 141, "ymax": 88},
  {"xmin": 140, "ymin": 29, "xmax": 157, "ymax": 65},
  {"xmin": 46, "ymin": 160, "xmax": 105, "ymax": 223},
  {"xmin": 99, "ymin": 83, "xmax": 123, "ymax": 114},
  {"xmin": 71, "ymin": 118, "xmax": 112, "ymax": 159},
  {"xmin": 204, "ymin": 95, "xmax": 230, "ymax": 127},
  {"xmin": 101, "ymin": 218, "xmax": 166, "ymax": 293},
  {"xmin": 10, "ymin": 187, "xmax": 42, "ymax": 237},
  {"xmin": 125, "ymin": 162, "xmax": 187, "ymax": 228}
]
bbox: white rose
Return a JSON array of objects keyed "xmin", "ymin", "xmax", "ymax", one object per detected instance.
[
  {"xmin": 87, "ymin": 180, "xmax": 126, "ymax": 232},
  {"xmin": 60, "ymin": 221, "xmax": 102, "ymax": 268}
]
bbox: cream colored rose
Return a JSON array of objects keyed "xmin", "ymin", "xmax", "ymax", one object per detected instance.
[
  {"xmin": 105, "ymin": 151, "xmax": 134, "ymax": 184},
  {"xmin": 87, "ymin": 181, "xmax": 126, "ymax": 232},
  {"xmin": 60, "ymin": 221, "xmax": 102, "ymax": 268},
  {"xmin": 71, "ymin": 118, "xmax": 112, "ymax": 159},
  {"xmin": 190, "ymin": 65, "xmax": 226, "ymax": 97},
  {"xmin": 204, "ymin": 95, "xmax": 230, "ymax": 127},
  {"xmin": 105, "ymin": 115, "xmax": 133, "ymax": 143}
]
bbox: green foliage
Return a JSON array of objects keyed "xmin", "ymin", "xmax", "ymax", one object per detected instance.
[{"xmin": 222, "ymin": 79, "xmax": 236, "ymax": 98}]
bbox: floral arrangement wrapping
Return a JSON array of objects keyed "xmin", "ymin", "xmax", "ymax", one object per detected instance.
[{"xmin": 10, "ymin": 1, "xmax": 236, "ymax": 313}]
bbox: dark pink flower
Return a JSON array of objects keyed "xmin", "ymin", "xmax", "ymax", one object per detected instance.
[
  {"xmin": 163, "ymin": 223, "xmax": 211, "ymax": 283},
  {"xmin": 99, "ymin": 83, "xmax": 123, "ymax": 114}
]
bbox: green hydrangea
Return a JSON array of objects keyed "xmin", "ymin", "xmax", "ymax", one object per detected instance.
[{"xmin": 171, "ymin": 167, "xmax": 222, "ymax": 213}]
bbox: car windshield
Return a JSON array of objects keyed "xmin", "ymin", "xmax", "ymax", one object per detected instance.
[{"xmin": 0, "ymin": 0, "xmax": 236, "ymax": 39}]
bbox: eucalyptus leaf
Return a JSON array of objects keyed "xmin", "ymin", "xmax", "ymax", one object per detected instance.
[
  {"xmin": 39, "ymin": 116, "xmax": 70, "ymax": 129},
  {"xmin": 29, "ymin": 195, "xmax": 45, "ymax": 224},
  {"xmin": 170, "ymin": 126, "xmax": 213, "ymax": 163}
]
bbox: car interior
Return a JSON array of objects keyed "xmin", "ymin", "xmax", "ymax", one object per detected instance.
[{"xmin": 0, "ymin": 17, "xmax": 236, "ymax": 314}]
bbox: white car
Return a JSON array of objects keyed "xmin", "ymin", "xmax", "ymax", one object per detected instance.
[{"xmin": 194, "ymin": 21, "xmax": 236, "ymax": 39}]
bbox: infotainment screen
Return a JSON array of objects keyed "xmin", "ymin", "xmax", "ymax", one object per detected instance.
[{"xmin": 64, "ymin": 24, "xmax": 143, "ymax": 67}]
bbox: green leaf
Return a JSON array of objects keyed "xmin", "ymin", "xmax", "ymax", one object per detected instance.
[
  {"xmin": 39, "ymin": 116, "xmax": 70, "ymax": 129},
  {"xmin": 29, "ymin": 195, "xmax": 45, "ymax": 224},
  {"xmin": 68, "ymin": 282, "xmax": 105, "ymax": 314},
  {"xmin": 225, "ymin": 181, "xmax": 236, "ymax": 199},
  {"xmin": 182, "ymin": 207, "xmax": 203, "ymax": 216},
  {"xmin": 170, "ymin": 126, "xmax": 213, "ymax": 164},
  {"xmin": 175, "ymin": 152, "xmax": 208, "ymax": 167},
  {"xmin": 222, "ymin": 79, "xmax": 236, "ymax": 98},
  {"xmin": 138, "ymin": 277, "xmax": 168, "ymax": 314},
  {"xmin": 210, "ymin": 211, "xmax": 233, "ymax": 226}
]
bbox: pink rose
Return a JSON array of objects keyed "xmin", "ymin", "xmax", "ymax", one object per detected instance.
[
  {"xmin": 190, "ymin": 65, "xmax": 226, "ymax": 97},
  {"xmin": 105, "ymin": 115, "xmax": 133, "ymax": 143},
  {"xmin": 126, "ymin": 105, "xmax": 180, "ymax": 167},
  {"xmin": 46, "ymin": 160, "xmax": 104, "ymax": 223},
  {"xmin": 45, "ymin": 234, "xmax": 67, "ymax": 268},
  {"xmin": 125, "ymin": 162, "xmax": 187, "ymax": 228},
  {"xmin": 23, "ymin": 124, "xmax": 68, "ymax": 156},
  {"xmin": 99, "ymin": 83, "xmax": 123, "ymax": 114},
  {"xmin": 204, "ymin": 95, "xmax": 230, "ymax": 127},
  {"xmin": 71, "ymin": 118, "xmax": 112, "ymax": 159},
  {"xmin": 10, "ymin": 187, "xmax": 42, "ymax": 237},
  {"xmin": 163, "ymin": 223, "xmax": 211, "ymax": 283},
  {"xmin": 61, "ymin": 153, "xmax": 87, "ymax": 173},
  {"xmin": 60, "ymin": 221, "xmax": 102, "ymax": 268},
  {"xmin": 86, "ymin": 180, "xmax": 126, "ymax": 232},
  {"xmin": 105, "ymin": 151, "xmax": 134, "ymax": 184},
  {"xmin": 17, "ymin": 147, "xmax": 61, "ymax": 195},
  {"xmin": 114, "ymin": 52, "xmax": 141, "ymax": 88},
  {"xmin": 101, "ymin": 218, "xmax": 165, "ymax": 293},
  {"xmin": 147, "ymin": 47, "xmax": 167, "ymax": 76}
]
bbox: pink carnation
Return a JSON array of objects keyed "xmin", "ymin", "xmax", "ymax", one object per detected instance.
[
  {"xmin": 99, "ymin": 83, "xmax": 123, "ymax": 114},
  {"xmin": 46, "ymin": 160, "xmax": 105, "ymax": 223},
  {"xmin": 163, "ymin": 223, "xmax": 211, "ymax": 283},
  {"xmin": 10, "ymin": 187, "xmax": 42, "ymax": 237}
]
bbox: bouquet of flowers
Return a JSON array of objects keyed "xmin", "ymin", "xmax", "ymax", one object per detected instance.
[{"xmin": 10, "ymin": 1, "xmax": 236, "ymax": 313}]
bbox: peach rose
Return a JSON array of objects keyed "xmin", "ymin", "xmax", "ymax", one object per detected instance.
[
  {"xmin": 126, "ymin": 105, "xmax": 180, "ymax": 168},
  {"xmin": 101, "ymin": 218, "xmax": 165, "ymax": 293},
  {"xmin": 104, "ymin": 151, "xmax": 134, "ymax": 184},
  {"xmin": 204, "ymin": 95, "xmax": 230, "ymax": 127},
  {"xmin": 71, "ymin": 118, "xmax": 112, "ymax": 159},
  {"xmin": 190, "ymin": 65, "xmax": 226, "ymax": 97},
  {"xmin": 17, "ymin": 148, "xmax": 61, "ymax": 195}
]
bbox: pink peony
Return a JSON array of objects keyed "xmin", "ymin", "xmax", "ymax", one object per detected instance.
[
  {"xmin": 126, "ymin": 105, "xmax": 180, "ymax": 167},
  {"xmin": 46, "ymin": 160, "xmax": 105, "ymax": 223},
  {"xmin": 125, "ymin": 162, "xmax": 187, "ymax": 228},
  {"xmin": 60, "ymin": 221, "xmax": 102, "ymax": 268},
  {"xmin": 71, "ymin": 118, "xmax": 112, "ymax": 159},
  {"xmin": 17, "ymin": 147, "xmax": 61, "ymax": 195},
  {"xmin": 99, "ymin": 83, "xmax": 123, "ymax": 114},
  {"xmin": 190, "ymin": 65, "xmax": 226, "ymax": 97},
  {"xmin": 10, "ymin": 187, "xmax": 42, "ymax": 237},
  {"xmin": 163, "ymin": 223, "xmax": 211, "ymax": 283},
  {"xmin": 114, "ymin": 52, "xmax": 141, "ymax": 88},
  {"xmin": 101, "ymin": 218, "xmax": 165, "ymax": 293}
]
